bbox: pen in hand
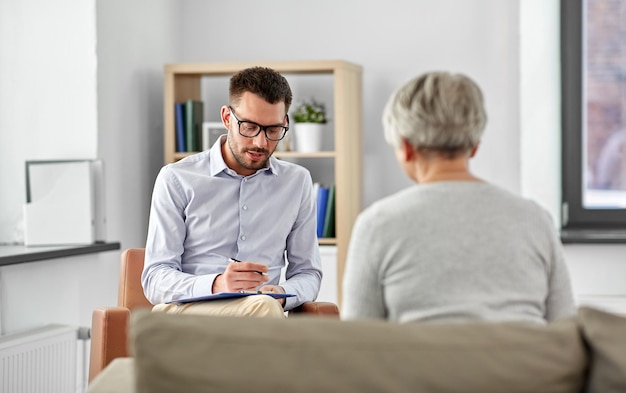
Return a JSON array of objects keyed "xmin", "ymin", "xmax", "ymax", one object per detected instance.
[{"xmin": 229, "ymin": 258, "xmax": 269, "ymax": 276}]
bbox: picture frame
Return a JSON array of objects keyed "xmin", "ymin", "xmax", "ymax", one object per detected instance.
[{"xmin": 202, "ymin": 121, "xmax": 226, "ymax": 151}]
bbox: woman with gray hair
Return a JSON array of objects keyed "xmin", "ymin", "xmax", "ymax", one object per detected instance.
[{"xmin": 341, "ymin": 71, "xmax": 575, "ymax": 324}]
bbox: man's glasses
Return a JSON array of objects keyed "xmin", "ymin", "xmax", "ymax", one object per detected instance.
[{"xmin": 228, "ymin": 106, "xmax": 289, "ymax": 141}]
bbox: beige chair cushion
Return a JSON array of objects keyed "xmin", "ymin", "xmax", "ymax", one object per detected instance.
[
  {"xmin": 578, "ymin": 306, "xmax": 626, "ymax": 393},
  {"xmin": 130, "ymin": 310, "xmax": 586, "ymax": 393}
]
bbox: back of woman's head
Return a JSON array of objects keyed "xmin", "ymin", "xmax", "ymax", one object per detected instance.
[{"xmin": 382, "ymin": 71, "xmax": 487, "ymax": 156}]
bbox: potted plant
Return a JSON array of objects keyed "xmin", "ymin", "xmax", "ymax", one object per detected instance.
[
  {"xmin": 293, "ymin": 99, "xmax": 327, "ymax": 124},
  {"xmin": 291, "ymin": 98, "xmax": 327, "ymax": 152}
]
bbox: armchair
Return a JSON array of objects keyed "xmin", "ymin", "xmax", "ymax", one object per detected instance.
[{"xmin": 88, "ymin": 248, "xmax": 339, "ymax": 382}]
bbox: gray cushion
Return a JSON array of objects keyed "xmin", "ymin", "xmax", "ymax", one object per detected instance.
[
  {"xmin": 130, "ymin": 310, "xmax": 586, "ymax": 393},
  {"xmin": 578, "ymin": 306, "xmax": 626, "ymax": 393}
]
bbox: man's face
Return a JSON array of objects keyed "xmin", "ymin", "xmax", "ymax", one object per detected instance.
[{"xmin": 223, "ymin": 92, "xmax": 287, "ymax": 176}]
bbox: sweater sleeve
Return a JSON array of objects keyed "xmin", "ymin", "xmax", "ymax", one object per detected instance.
[
  {"xmin": 341, "ymin": 211, "xmax": 386, "ymax": 320},
  {"xmin": 543, "ymin": 214, "xmax": 577, "ymax": 321}
]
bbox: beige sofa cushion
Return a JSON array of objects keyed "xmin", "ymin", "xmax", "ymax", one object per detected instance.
[
  {"xmin": 578, "ymin": 306, "xmax": 626, "ymax": 393},
  {"xmin": 86, "ymin": 357, "xmax": 135, "ymax": 393},
  {"xmin": 130, "ymin": 311, "xmax": 586, "ymax": 393}
]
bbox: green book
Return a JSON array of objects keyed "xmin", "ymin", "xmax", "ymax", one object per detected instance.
[
  {"xmin": 322, "ymin": 184, "xmax": 336, "ymax": 238},
  {"xmin": 185, "ymin": 100, "xmax": 204, "ymax": 152}
]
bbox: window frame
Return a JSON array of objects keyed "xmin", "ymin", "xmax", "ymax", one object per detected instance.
[{"xmin": 560, "ymin": 0, "xmax": 626, "ymax": 241}]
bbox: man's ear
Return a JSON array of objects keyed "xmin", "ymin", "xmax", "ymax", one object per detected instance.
[
  {"xmin": 220, "ymin": 105, "xmax": 230, "ymax": 129},
  {"xmin": 469, "ymin": 143, "xmax": 480, "ymax": 158}
]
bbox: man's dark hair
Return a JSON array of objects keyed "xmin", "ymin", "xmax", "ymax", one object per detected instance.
[{"xmin": 229, "ymin": 67, "xmax": 293, "ymax": 112}]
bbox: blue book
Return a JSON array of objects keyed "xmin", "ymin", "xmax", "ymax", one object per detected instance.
[
  {"xmin": 316, "ymin": 186, "xmax": 329, "ymax": 238},
  {"xmin": 175, "ymin": 102, "xmax": 186, "ymax": 152}
]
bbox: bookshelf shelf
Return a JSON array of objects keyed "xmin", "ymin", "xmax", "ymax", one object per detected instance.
[
  {"xmin": 318, "ymin": 238, "xmax": 337, "ymax": 245},
  {"xmin": 163, "ymin": 60, "xmax": 362, "ymax": 306}
]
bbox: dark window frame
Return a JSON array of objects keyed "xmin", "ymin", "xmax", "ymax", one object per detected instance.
[{"xmin": 560, "ymin": 0, "xmax": 626, "ymax": 243}]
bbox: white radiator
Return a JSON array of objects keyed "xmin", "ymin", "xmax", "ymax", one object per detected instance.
[{"xmin": 0, "ymin": 324, "xmax": 78, "ymax": 393}]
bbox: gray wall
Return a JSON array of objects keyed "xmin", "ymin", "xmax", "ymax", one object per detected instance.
[
  {"xmin": 96, "ymin": 0, "xmax": 179, "ymax": 251},
  {"xmin": 179, "ymin": 0, "xmax": 521, "ymax": 207},
  {"xmin": 0, "ymin": 0, "xmax": 624, "ymax": 335}
]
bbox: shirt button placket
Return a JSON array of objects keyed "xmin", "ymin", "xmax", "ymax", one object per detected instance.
[{"xmin": 238, "ymin": 177, "xmax": 249, "ymax": 252}]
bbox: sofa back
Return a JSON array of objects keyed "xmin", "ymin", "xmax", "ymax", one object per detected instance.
[
  {"xmin": 129, "ymin": 310, "xmax": 602, "ymax": 393},
  {"xmin": 578, "ymin": 306, "xmax": 626, "ymax": 393}
]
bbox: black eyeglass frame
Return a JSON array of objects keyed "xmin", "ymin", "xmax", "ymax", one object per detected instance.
[{"xmin": 228, "ymin": 106, "xmax": 290, "ymax": 141}]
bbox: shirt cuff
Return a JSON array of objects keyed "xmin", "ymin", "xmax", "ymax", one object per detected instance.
[{"xmin": 191, "ymin": 273, "xmax": 220, "ymax": 297}]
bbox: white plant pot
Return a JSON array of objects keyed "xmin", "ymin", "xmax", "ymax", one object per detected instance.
[{"xmin": 294, "ymin": 123, "xmax": 324, "ymax": 153}]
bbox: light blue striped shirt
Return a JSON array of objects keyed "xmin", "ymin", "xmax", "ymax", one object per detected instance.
[{"xmin": 142, "ymin": 136, "xmax": 322, "ymax": 310}]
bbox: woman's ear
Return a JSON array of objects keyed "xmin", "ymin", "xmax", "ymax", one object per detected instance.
[
  {"xmin": 400, "ymin": 138, "xmax": 416, "ymax": 162},
  {"xmin": 469, "ymin": 143, "xmax": 480, "ymax": 158}
]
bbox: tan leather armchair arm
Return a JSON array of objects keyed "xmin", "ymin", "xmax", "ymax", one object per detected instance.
[
  {"xmin": 89, "ymin": 307, "xmax": 131, "ymax": 383},
  {"xmin": 291, "ymin": 301, "xmax": 340, "ymax": 317}
]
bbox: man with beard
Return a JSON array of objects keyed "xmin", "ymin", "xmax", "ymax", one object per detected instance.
[{"xmin": 142, "ymin": 67, "xmax": 322, "ymax": 317}]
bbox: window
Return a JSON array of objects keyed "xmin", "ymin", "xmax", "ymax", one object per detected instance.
[{"xmin": 561, "ymin": 0, "xmax": 626, "ymax": 242}]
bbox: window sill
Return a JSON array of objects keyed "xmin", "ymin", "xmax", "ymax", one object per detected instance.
[
  {"xmin": 561, "ymin": 229, "xmax": 626, "ymax": 244},
  {"xmin": 0, "ymin": 241, "xmax": 121, "ymax": 266}
]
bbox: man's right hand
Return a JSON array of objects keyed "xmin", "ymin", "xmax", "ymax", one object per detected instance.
[{"xmin": 212, "ymin": 260, "xmax": 269, "ymax": 293}]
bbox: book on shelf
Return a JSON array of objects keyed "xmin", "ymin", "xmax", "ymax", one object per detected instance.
[
  {"xmin": 316, "ymin": 185, "xmax": 329, "ymax": 238},
  {"xmin": 175, "ymin": 102, "xmax": 186, "ymax": 152},
  {"xmin": 185, "ymin": 100, "xmax": 204, "ymax": 152},
  {"xmin": 322, "ymin": 184, "xmax": 336, "ymax": 238}
]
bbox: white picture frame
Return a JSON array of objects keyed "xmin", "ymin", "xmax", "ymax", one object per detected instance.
[{"xmin": 202, "ymin": 122, "xmax": 226, "ymax": 151}]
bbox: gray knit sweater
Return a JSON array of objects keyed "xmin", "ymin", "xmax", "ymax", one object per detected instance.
[{"xmin": 341, "ymin": 182, "xmax": 576, "ymax": 324}]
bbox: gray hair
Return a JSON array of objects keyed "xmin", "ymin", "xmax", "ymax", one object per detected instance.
[{"xmin": 382, "ymin": 71, "xmax": 487, "ymax": 156}]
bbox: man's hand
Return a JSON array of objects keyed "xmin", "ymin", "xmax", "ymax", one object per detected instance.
[
  {"xmin": 212, "ymin": 260, "xmax": 269, "ymax": 293},
  {"xmin": 258, "ymin": 284, "xmax": 287, "ymax": 306}
]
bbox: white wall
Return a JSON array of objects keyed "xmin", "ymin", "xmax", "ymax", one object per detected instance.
[
  {"xmin": 0, "ymin": 0, "xmax": 98, "ymax": 243},
  {"xmin": 0, "ymin": 0, "xmax": 624, "ymax": 336},
  {"xmin": 0, "ymin": 0, "xmax": 104, "ymax": 335},
  {"xmin": 0, "ymin": 0, "xmax": 177, "ymax": 335}
]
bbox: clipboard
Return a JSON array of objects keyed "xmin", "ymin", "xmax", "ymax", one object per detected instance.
[{"xmin": 166, "ymin": 292, "xmax": 295, "ymax": 304}]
